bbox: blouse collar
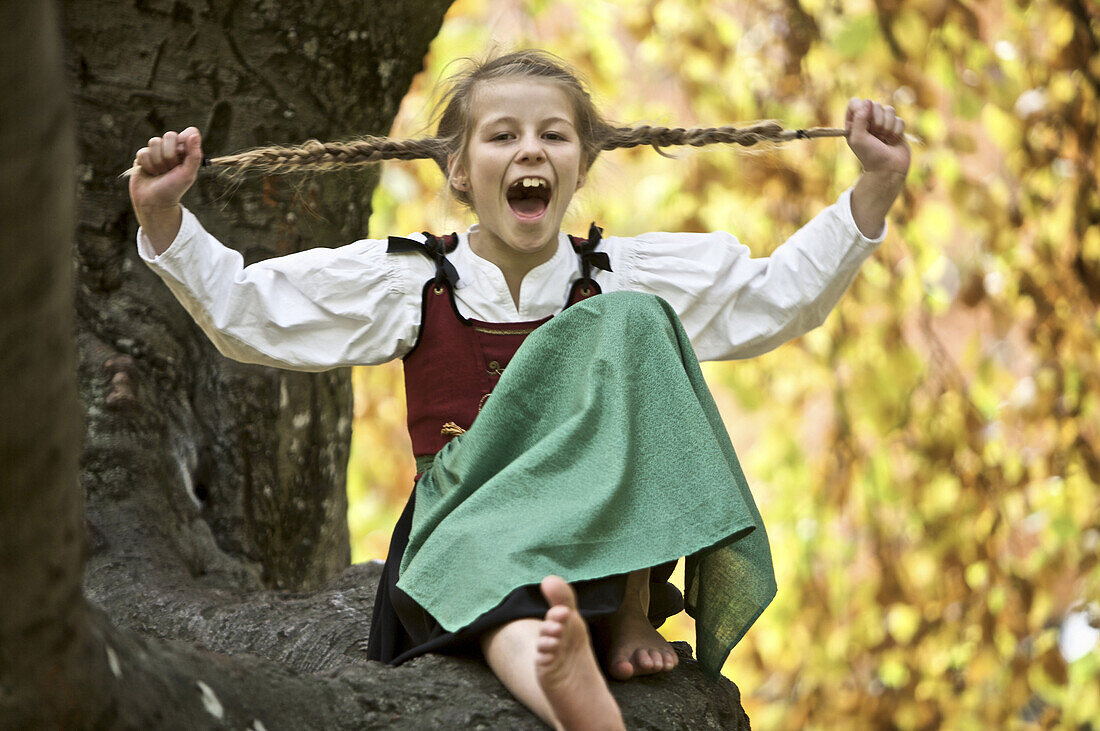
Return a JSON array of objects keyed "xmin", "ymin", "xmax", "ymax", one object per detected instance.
[{"xmin": 451, "ymin": 226, "xmax": 581, "ymax": 318}]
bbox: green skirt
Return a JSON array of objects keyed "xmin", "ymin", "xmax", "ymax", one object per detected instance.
[{"xmin": 396, "ymin": 291, "xmax": 776, "ymax": 677}]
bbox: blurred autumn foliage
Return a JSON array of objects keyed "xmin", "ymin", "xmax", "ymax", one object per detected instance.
[{"xmin": 347, "ymin": 0, "xmax": 1100, "ymax": 727}]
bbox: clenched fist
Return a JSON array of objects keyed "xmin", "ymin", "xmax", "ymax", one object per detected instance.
[
  {"xmin": 128, "ymin": 127, "xmax": 202, "ymax": 255},
  {"xmin": 845, "ymin": 98, "xmax": 910, "ymax": 178}
]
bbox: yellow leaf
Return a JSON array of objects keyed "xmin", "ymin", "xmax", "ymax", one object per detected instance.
[
  {"xmin": 965, "ymin": 561, "xmax": 990, "ymax": 590},
  {"xmin": 981, "ymin": 103, "xmax": 1021, "ymax": 152},
  {"xmin": 886, "ymin": 604, "xmax": 922, "ymax": 645}
]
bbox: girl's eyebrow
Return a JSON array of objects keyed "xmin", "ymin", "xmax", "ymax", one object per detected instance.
[{"xmin": 479, "ymin": 115, "xmax": 576, "ymax": 129}]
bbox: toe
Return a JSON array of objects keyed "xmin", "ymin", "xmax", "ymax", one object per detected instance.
[
  {"xmin": 609, "ymin": 659, "xmax": 634, "ymax": 681},
  {"xmin": 540, "ymin": 575, "xmax": 578, "ymax": 610},
  {"xmin": 540, "ymin": 621, "xmax": 564, "ymax": 640},
  {"xmin": 537, "ymin": 635, "xmax": 560, "ymax": 653},
  {"xmin": 544, "ymin": 606, "xmax": 571, "ymax": 628}
]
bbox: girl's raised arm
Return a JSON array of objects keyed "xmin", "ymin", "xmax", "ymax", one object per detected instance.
[
  {"xmin": 128, "ymin": 129, "xmax": 430, "ymax": 371},
  {"xmin": 609, "ymin": 99, "xmax": 910, "ymax": 362}
]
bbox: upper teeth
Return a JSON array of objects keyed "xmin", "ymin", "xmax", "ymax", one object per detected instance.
[{"xmin": 520, "ymin": 178, "xmax": 546, "ymax": 188}]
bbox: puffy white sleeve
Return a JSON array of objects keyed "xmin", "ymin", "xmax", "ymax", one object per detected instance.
[
  {"xmin": 137, "ymin": 208, "xmax": 431, "ymax": 370},
  {"xmin": 607, "ymin": 188, "xmax": 885, "ymax": 362}
]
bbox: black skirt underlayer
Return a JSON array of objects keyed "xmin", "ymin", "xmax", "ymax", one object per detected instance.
[{"xmin": 366, "ymin": 490, "xmax": 684, "ymax": 664}]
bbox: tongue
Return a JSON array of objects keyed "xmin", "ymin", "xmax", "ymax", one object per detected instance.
[{"xmin": 510, "ymin": 198, "xmax": 547, "ymax": 217}]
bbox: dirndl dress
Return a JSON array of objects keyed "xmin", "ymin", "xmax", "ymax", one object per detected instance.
[{"xmin": 366, "ymin": 230, "xmax": 776, "ymax": 678}]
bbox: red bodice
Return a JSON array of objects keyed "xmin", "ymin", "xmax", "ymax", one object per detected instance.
[{"xmin": 399, "ymin": 232, "xmax": 604, "ymax": 457}]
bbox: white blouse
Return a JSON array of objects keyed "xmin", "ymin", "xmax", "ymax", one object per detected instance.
[{"xmin": 138, "ymin": 188, "xmax": 884, "ymax": 370}]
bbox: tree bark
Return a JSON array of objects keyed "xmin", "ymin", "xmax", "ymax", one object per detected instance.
[
  {"xmin": 67, "ymin": 0, "xmax": 455, "ymax": 594},
  {"xmin": 0, "ymin": 1, "xmax": 751, "ymax": 727}
]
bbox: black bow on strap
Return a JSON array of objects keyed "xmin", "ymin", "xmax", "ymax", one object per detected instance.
[
  {"xmin": 575, "ymin": 222, "xmax": 612, "ymax": 280},
  {"xmin": 387, "ymin": 233, "xmax": 460, "ymax": 287}
]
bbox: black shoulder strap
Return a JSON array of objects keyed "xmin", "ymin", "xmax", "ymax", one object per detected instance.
[
  {"xmin": 568, "ymin": 222, "xmax": 612, "ymax": 282},
  {"xmin": 387, "ymin": 232, "xmax": 460, "ymax": 286}
]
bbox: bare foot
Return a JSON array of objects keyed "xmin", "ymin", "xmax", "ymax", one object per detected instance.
[
  {"xmin": 536, "ymin": 576, "xmax": 625, "ymax": 731},
  {"xmin": 603, "ymin": 570, "xmax": 679, "ymax": 681}
]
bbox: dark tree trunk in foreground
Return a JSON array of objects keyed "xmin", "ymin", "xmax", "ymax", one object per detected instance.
[{"xmin": 1, "ymin": 1, "xmax": 750, "ymax": 727}]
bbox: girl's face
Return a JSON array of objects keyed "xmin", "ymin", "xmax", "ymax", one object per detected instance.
[{"xmin": 450, "ymin": 78, "xmax": 586, "ymax": 266}]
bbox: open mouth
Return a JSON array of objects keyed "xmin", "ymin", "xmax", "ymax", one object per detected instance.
[{"xmin": 506, "ymin": 177, "xmax": 552, "ymax": 221}]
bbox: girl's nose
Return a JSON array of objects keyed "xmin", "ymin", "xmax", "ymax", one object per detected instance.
[{"xmin": 516, "ymin": 135, "xmax": 546, "ymax": 162}]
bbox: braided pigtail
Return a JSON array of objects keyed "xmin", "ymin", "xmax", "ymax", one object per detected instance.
[
  {"xmin": 212, "ymin": 122, "xmax": 847, "ymax": 175},
  {"xmin": 121, "ymin": 135, "xmax": 450, "ymax": 178},
  {"xmin": 122, "ymin": 122, "xmax": 845, "ymax": 179},
  {"xmin": 598, "ymin": 122, "xmax": 846, "ymax": 156},
  {"xmin": 205, "ymin": 135, "xmax": 449, "ymax": 176}
]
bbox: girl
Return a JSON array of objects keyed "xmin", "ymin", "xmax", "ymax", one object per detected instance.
[{"xmin": 129, "ymin": 51, "xmax": 908, "ymax": 731}]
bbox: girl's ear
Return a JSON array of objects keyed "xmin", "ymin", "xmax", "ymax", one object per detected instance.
[{"xmin": 448, "ymin": 155, "xmax": 469, "ymax": 192}]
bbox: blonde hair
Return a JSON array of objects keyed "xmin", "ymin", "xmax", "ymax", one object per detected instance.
[{"xmin": 126, "ymin": 50, "xmax": 847, "ymax": 185}]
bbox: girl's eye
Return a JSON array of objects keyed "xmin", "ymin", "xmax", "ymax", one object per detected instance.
[
  {"xmin": 544, "ymin": 132, "xmax": 566, "ymax": 141},
  {"xmin": 491, "ymin": 132, "xmax": 514, "ymax": 142}
]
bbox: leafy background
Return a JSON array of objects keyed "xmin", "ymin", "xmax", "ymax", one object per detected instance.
[{"xmin": 346, "ymin": 0, "xmax": 1100, "ymax": 727}]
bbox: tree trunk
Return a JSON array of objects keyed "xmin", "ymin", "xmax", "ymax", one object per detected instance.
[
  {"xmin": 0, "ymin": 1, "xmax": 91, "ymax": 725},
  {"xmin": 67, "ymin": 0, "xmax": 457, "ymax": 594},
  {"xmin": 0, "ymin": 1, "xmax": 751, "ymax": 727}
]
